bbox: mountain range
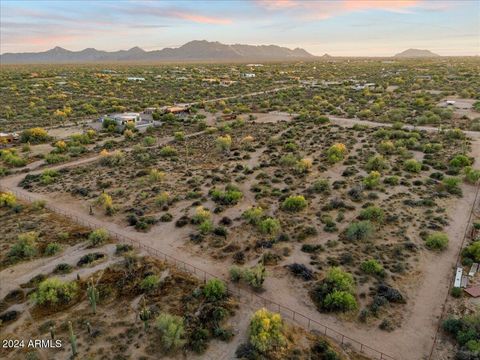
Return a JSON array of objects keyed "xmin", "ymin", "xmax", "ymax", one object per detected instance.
[
  {"xmin": 393, "ymin": 48, "xmax": 440, "ymax": 58},
  {"xmin": 0, "ymin": 40, "xmax": 315, "ymax": 64}
]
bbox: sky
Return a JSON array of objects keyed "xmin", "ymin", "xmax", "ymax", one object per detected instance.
[{"xmin": 1, "ymin": 0, "xmax": 479, "ymax": 56}]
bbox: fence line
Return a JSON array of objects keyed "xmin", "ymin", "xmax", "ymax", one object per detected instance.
[{"xmin": 1, "ymin": 186, "xmax": 395, "ymax": 360}]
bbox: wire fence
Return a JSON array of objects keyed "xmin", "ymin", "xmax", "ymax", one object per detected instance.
[{"xmin": 1, "ymin": 186, "xmax": 396, "ymax": 360}]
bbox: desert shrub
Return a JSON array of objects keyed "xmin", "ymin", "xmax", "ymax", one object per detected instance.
[
  {"xmin": 88, "ymin": 228, "xmax": 109, "ymax": 246},
  {"xmin": 174, "ymin": 131, "xmax": 185, "ymax": 141},
  {"xmin": 45, "ymin": 153, "xmax": 70, "ymax": 164},
  {"xmin": 361, "ymin": 259, "xmax": 385, "ymax": 276},
  {"xmin": 1, "ymin": 149, "xmax": 27, "ymax": 167},
  {"xmin": 280, "ymin": 153, "xmax": 298, "ymax": 167},
  {"xmin": 326, "ymin": 143, "xmax": 347, "ymax": 163},
  {"xmin": 242, "ymin": 207, "xmax": 264, "ymax": 225},
  {"xmin": 100, "ymin": 150, "xmax": 124, "ymax": 166},
  {"xmin": 464, "ymin": 167, "xmax": 480, "ymax": 184},
  {"xmin": 32, "ymin": 200, "xmax": 46, "ymax": 210},
  {"xmin": 231, "ymin": 264, "xmax": 266, "ymax": 289},
  {"xmin": 450, "ymin": 155, "xmax": 472, "ymax": 168},
  {"xmin": 20, "ymin": 127, "xmax": 50, "ymax": 144},
  {"xmin": 462, "ymin": 241, "xmax": 480, "ymax": 263},
  {"xmin": 310, "ymin": 338, "xmax": 341, "ymax": 359},
  {"xmin": 404, "ymin": 159, "xmax": 422, "ymax": 173},
  {"xmin": 384, "ymin": 175, "xmax": 400, "ymax": 186},
  {"xmin": 140, "ymin": 275, "xmax": 160, "ymax": 292},
  {"xmin": 311, "ymin": 179, "xmax": 330, "ymax": 193},
  {"xmin": 378, "ymin": 140, "xmax": 396, "ymax": 154},
  {"xmin": 96, "ymin": 193, "xmax": 115, "ymax": 215},
  {"xmin": 286, "ymin": 263, "xmax": 314, "ymax": 280},
  {"xmin": 363, "ymin": 171, "xmax": 381, "ymax": 189},
  {"xmin": 159, "ymin": 145, "xmax": 177, "ymax": 157},
  {"xmin": 192, "ymin": 206, "xmax": 210, "ymax": 223},
  {"xmin": 44, "ymin": 242, "xmax": 62, "ymax": 256},
  {"xmin": 31, "ymin": 278, "xmax": 78, "ymax": 305},
  {"xmin": 116, "ymin": 244, "xmax": 133, "ymax": 254},
  {"xmin": 0, "ymin": 191, "xmax": 17, "ymax": 208},
  {"xmin": 442, "ymin": 177, "xmax": 462, "ymax": 196},
  {"xmin": 425, "ymin": 232, "xmax": 449, "ymax": 251},
  {"xmin": 210, "ymin": 184, "xmax": 243, "ymax": 205},
  {"xmin": 258, "ymin": 217, "xmax": 281, "ymax": 235},
  {"xmin": 442, "ymin": 315, "xmax": 480, "ymax": 355},
  {"xmin": 295, "ymin": 158, "xmax": 312, "ymax": 174},
  {"xmin": 345, "ymin": 221, "xmax": 374, "ymax": 241},
  {"xmin": 366, "ymin": 155, "xmax": 389, "ymax": 172},
  {"xmin": 311, "ymin": 267, "xmax": 357, "ymax": 313},
  {"xmin": 358, "ymin": 206, "xmax": 385, "ymax": 223},
  {"xmin": 248, "ymin": 308, "xmax": 286, "ymax": 353},
  {"xmin": 148, "ymin": 169, "xmax": 165, "ymax": 183},
  {"xmin": 281, "ymin": 195, "xmax": 307, "ymax": 212},
  {"xmin": 8, "ymin": 232, "xmax": 38, "ymax": 259},
  {"xmin": 216, "ymin": 134, "xmax": 232, "ymax": 152},
  {"xmin": 203, "ymin": 279, "xmax": 227, "ymax": 301},
  {"xmin": 143, "ymin": 136, "xmax": 156, "ymax": 146},
  {"xmin": 199, "ymin": 219, "xmax": 214, "ymax": 234},
  {"xmin": 156, "ymin": 313, "xmax": 186, "ymax": 352},
  {"xmin": 155, "ymin": 191, "xmax": 170, "ymax": 207},
  {"xmin": 323, "ymin": 291, "xmax": 357, "ymax": 312}
]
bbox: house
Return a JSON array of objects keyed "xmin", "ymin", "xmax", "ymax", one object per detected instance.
[
  {"xmin": 446, "ymin": 100, "xmax": 456, "ymax": 106},
  {"xmin": 165, "ymin": 106, "xmax": 190, "ymax": 116},
  {"xmin": 127, "ymin": 77, "xmax": 145, "ymax": 81},
  {"xmin": 242, "ymin": 73, "xmax": 256, "ymax": 78},
  {"xmin": 246, "ymin": 64, "xmax": 264, "ymax": 67},
  {"xmin": 102, "ymin": 112, "xmax": 141, "ymax": 126},
  {"xmin": 143, "ymin": 107, "xmax": 157, "ymax": 115}
]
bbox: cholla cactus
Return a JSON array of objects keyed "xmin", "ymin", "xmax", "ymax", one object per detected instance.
[{"xmin": 87, "ymin": 280, "xmax": 99, "ymax": 315}]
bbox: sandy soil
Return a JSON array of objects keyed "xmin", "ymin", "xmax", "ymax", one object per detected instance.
[{"xmin": 1, "ymin": 115, "xmax": 479, "ymax": 360}]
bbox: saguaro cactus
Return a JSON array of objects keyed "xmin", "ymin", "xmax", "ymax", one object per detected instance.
[
  {"xmin": 68, "ymin": 321, "xmax": 77, "ymax": 356},
  {"xmin": 87, "ymin": 279, "xmax": 99, "ymax": 315},
  {"xmin": 49, "ymin": 325, "xmax": 55, "ymax": 340},
  {"xmin": 139, "ymin": 299, "xmax": 151, "ymax": 331}
]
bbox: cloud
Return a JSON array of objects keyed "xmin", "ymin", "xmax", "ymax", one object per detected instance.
[
  {"xmin": 255, "ymin": 0, "xmax": 452, "ymax": 20},
  {"xmin": 108, "ymin": 3, "xmax": 233, "ymax": 25}
]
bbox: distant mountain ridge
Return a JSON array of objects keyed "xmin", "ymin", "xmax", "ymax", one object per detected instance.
[
  {"xmin": 394, "ymin": 48, "xmax": 440, "ymax": 58},
  {"xmin": 0, "ymin": 40, "xmax": 315, "ymax": 64}
]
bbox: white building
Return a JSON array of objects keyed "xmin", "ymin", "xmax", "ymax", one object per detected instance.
[
  {"xmin": 102, "ymin": 112, "xmax": 141, "ymax": 126},
  {"xmin": 242, "ymin": 73, "xmax": 256, "ymax": 78},
  {"xmin": 127, "ymin": 77, "xmax": 145, "ymax": 81}
]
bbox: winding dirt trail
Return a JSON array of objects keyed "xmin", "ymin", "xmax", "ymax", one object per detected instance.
[{"xmin": 1, "ymin": 116, "xmax": 479, "ymax": 360}]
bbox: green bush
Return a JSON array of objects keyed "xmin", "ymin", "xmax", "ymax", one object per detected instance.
[
  {"xmin": 345, "ymin": 221, "xmax": 374, "ymax": 241},
  {"xmin": 442, "ymin": 177, "xmax": 462, "ymax": 196},
  {"xmin": 159, "ymin": 145, "xmax": 177, "ymax": 157},
  {"xmin": 203, "ymin": 279, "xmax": 227, "ymax": 301},
  {"xmin": 156, "ymin": 313, "xmax": 186, "ymax": 352},
  {"xmin": 462, "ymin": 241, "xmax": 480, "ymax": 262},
  {"xmin": 140, "ymin": 275, "xmax": 160, "ymax": 292},
  {"xmin": 311, "ymin": 179, "xmax": 330, "ymax": 193},
  {"xmin": 210, "ymin": 184, "xmax": 243, "ymax": 205},
  {"xmin": 311, "ymin": 267, "xmax": 357, "ymax": 313},
  {"xmin": 8, "ymin": 232, "xmax": 38, "ymax": 259},
  {"xmin": 404, "ymin": 159, "xmax": 422, "ymax": 173},
  {"xmin": 242, "ymin": 207, "xmax": 264, "ymax": 225},
  {"xmin": 31, "ymin": 278, "xmax": 78, "ymax": 305},
  {"xmin": 258, "ymin": 217, "xmax": 281, "ymax": 235},
  {"xmin": 143, "ymin": 136, "xmax": 156, "ymax": 146},
  {"xmin": 44, "ymin": 242, "xmax": 62, "ymax": 256},
  {"xmin": 0, "ymin": 191, "xmax": 17, "ymax": 208},
  {"xmin": 365, "ymin": 155, "xmax": 389, "ymax": 172},
  {"xmin": 323, "ymin": 291, "xmax": 358, "ymax": 312},
  {"xmin": 360, "ymin": 259, "xmax": 384, "ymax": 276},
  {"xmin": 449, "ymin": 154, "xmax": 472, "ymax": 168},
  {"xmin": 425, "ymin": 232, "xmax": 449, "ymax": 251},
  {"xmin": 281, "ymin": 195, "xmax": 307, "ymax": 212},
  {"xmin": 242, "ymin": 264, "xmax": 267, "ymax": 289},
  {"xmin": 358, "ymin": 206, "xmax": 385, "ymax": 223},
  {"xmin": 88, "ymin": 228, "xmax": 109, "ymax": 246}
]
